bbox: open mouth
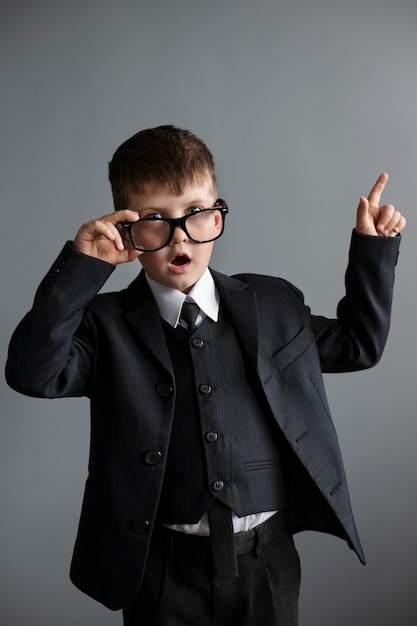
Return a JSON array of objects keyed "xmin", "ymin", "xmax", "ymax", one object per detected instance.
[{"xmin": 171, "ymin": 253, "xmax": 190, "ymax": 267}]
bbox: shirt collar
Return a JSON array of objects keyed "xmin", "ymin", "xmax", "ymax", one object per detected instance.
[{"xmin": 145, "ymin": 268, "xmax": 220, "ymax": 328}]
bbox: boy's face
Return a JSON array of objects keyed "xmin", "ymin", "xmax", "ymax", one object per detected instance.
[{"xmin": 128, "ymin": 178, "xmax": 218, "ymax": 294}]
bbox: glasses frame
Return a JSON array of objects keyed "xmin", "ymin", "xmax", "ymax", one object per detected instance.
[{"xmin": 118, "ymin": 199, "xmax": 228, "ymax": 252}]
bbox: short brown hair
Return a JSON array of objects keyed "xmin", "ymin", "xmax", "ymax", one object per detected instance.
[{"xmin": 108, "ymin": 125, "xmax": 217, "ymax": 210}]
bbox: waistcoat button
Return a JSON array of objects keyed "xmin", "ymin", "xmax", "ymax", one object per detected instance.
[
  {"xmin": 205, "ymin": 431, "xmax": 218, "ymax": 442},
  {"xmin": 191, "ymin": 338, "xmax": 204, "ymax": 348},
  {"xmin": 212, "ymin": 480, "xmax": 224, "ymax": 492},
  {"xmin": 132, "ymin": 519, "xmax": 150, "ymax": 534},
  {"xmin": 199, "ymin": 384, "xmax": 212, "ymax": 395},
  {"xmin": 156, "ymin": 382, "xmax": 173, "ymax": 397},
  {"xmin": 144, "ymin": 450, "xmax": 162, "ymax": 465}
]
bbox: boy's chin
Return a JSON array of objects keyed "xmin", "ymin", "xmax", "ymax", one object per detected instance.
[{"xmin": 172, "ymin": 278, "xmax": 197, "ymax": 294}]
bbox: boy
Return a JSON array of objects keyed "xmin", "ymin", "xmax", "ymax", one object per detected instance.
[{"xmin": 6, "ymin": 125, "xmax": 405, "ymax": 625}]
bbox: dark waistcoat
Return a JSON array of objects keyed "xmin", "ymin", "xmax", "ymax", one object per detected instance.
[{"xmin": 157, "ymin": 304, "xmax": 287, "ymax": 524}]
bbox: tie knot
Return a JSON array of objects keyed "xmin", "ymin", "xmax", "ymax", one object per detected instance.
[{"xmin": 180, "ymin": 301, "xmax": 199, "ymax": 331}]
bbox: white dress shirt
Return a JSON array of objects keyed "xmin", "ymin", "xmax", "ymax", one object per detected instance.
[{"xmin": 146, "ymin": 269, "xmax": 277, "ymax": 535}]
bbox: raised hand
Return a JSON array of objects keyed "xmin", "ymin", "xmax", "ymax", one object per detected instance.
[
  {"xmin": 73, "ymin": 209, "xmax": 142, "ymax": 265},
  {"xmin": 356, "ymin": 173, "xmax": 406, "ymax": 237}
]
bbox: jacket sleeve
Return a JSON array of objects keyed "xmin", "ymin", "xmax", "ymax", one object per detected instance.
[
  {"xmin": 5, "ymin": 242, "xmax": 115, "ymax": 398},
  {"xmin": 311, "ymin": 230, "xmax": 401, "ymax": 373}
]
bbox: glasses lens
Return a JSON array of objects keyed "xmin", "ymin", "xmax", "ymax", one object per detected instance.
[
  {"xmin": 186, "ymin": 209, "xmax": 224, "ymax": 243},
  {"xmin": 130, "ymin": 218, "xmax": 171, "ymax": 251},
  {"xmin": 127, "ymin": 206, "xmax": 226, "ymax": 251}
]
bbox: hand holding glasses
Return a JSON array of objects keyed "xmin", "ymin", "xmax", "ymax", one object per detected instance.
[{"xmin": 118, "ymin": 199, "xmax": 228, "ymax": 252}]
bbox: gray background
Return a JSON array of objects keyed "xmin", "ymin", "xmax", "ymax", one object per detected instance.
[{"xmin": 1, "ymin": 1, "xmax": 416, "ymax": 624}]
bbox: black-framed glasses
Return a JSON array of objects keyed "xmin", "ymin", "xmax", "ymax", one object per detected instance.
[{"xmin": 118, "ymin": 199, "xmax": 228, "ymax": 252}]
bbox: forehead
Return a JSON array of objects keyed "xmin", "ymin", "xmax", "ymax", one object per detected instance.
[{"xmin": 128, "ymin": 179, "xmax": 216, "ymax": 210}]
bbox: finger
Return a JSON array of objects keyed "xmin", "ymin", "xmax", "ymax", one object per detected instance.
[
  {"xmin": 378, "ymin": 210, "xmax": 405, "ymax": 237},
  {"xmin": 81, "ymin": 218, "xmax": 118, "ymax": 240},
  {"xmin": 96, "ymin": 211, "xmax": 140, "ymax": 248},
  {"xmin": 105, "ymin": 221, "xmax": 126, "ymax": 251},
  {"xmin": 75, "ymin": 218, "xmax": 121, "ymax": 253},
  {"xmin": 367, "ymin": 172, "xmax": 389, "ymax": 207},
  {"xmin": 110, "ymin": 209, "xmax": 140, "ymax": 224},
  {"xmin": 109, "ymin": 210, "xmax": 140, "ymax": 250},
  {"xmin": 375, "ymin": 204, "xmax": 395, "ymax": 234},
  {"xmin": 394, "ymin": 215, "xmax": 407, "ymax": 234}
]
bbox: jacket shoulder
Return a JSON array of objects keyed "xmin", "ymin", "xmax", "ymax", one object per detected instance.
[{"xmin": 231, "ymin": 272, "xmax": 304, "ymax": 301}]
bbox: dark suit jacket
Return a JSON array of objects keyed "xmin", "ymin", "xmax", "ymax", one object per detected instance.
[{"xmin": 6, "ymin": 231, "xmax": 400, "ymax": 610}]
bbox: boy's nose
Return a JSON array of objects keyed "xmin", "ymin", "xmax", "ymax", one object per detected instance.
[{"xmin": 170, "ymin": 225, "xmax": 188, "ymax": 245}]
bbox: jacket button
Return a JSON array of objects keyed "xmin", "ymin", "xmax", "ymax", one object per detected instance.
[
  {"xmin": 49, "ymin": 259, "xmax": 66, "ymax": 277},
  {"xmin": 199, "ymin": 384, "xmax": 212, "ymax": 395},
  {"xmin": 144, "ymin": 450, "xmax": 162, "ymax": 465},
  {"xmin": 156, "ymin": 383, "xmax": 173, "ymax": 397},
  {"xmin": 212, "ymin": 480, "xmax": 224, "ymax": 492},
  {"xmin": 205, "ymin": 431, "xmax": 218, "ymax": 442},
  {"xmin": 132, "ymin": 519, "xmax": 150, "ymax": 534},
  {"xmin": 191, "ymin": 338, "xmax": 204, "ymax": 348}
]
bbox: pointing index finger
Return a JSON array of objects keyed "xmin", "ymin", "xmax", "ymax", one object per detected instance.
[{"xmin": 368, "ymin": 172, "xmax": 389, "ymax": 206}]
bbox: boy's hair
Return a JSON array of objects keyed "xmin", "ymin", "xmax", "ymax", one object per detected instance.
[{"xmin": 108, "ymin": 125, "xmax": 217, "ymax": 210}]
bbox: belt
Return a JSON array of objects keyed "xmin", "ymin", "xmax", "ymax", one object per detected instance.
[{"xmin": 152, "ymin": 508, "xmax": 288, "ymax": 577}]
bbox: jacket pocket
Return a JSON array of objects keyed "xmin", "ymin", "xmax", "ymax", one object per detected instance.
[
  {"xmin": 245, "ymin": 459, "xmax": 277, "ymax": 472},
  {"xmin": 271, "ymin": 327, "xmax": 313, "ymax": 373}
]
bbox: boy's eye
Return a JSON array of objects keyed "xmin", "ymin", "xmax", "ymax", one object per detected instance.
[
  {"xmin": 188, "ymin": 206, "xmax": 203, "ymax": 215},
  {"xmin": 143, "ymin": 212, "xmax": 163, "ymax": 220}
]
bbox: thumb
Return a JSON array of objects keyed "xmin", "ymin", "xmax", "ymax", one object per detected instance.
[{"xmin": 356, "ymin": 196, "xmax": 371, "ymax": 234}]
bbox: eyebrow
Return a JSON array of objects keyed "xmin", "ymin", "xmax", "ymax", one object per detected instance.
[{"xmin": 142, "ymin": 198, "xmax": 215, "ymax": 212}]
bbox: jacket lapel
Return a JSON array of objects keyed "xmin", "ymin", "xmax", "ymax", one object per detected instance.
[
  {"xmin": 120, "ymin": 269, "xmax": 260, "ymax": 375},
  {"xmin": 121, "ymin": 271, "xmax": 173, "ymax": 376},
  {"xmin": 211, "ymin": 269, "xmax": 260, "ymax": 371}
]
